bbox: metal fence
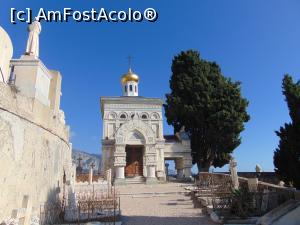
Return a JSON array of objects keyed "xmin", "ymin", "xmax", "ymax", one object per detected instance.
[
  {"xmin": 193, "ymin": 172, "xmax": 297, "ymax": 219},
  {"xmin": 39, "ymin": 203, "xmax": 64, "ymax": 225},
  {"xmin": 76, "ymin": 174, "xmax": 103, "ymax": 183},
  {"xmin": 212, "ymin": 188, "xmax": 295, "ymax": 219},
  {"xmin": 40, "ymin": 186, "xmax": 120, "ymax": 225}
]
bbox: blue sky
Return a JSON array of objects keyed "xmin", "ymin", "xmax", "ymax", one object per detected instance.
[{"xmin": 1, "ymin": 0, "xmax": 300, "ymax": 172}]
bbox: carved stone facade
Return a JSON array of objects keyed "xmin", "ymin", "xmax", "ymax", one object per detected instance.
[{"xmin": 100, "ymin": 92, "xmax": 193, "ymax": 184}]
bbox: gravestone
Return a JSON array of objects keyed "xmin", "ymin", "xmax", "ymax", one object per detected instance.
[
  {"xmin": 9, "ymin": 195, "xmax": 32, "ymax": 225},
  {"xmin": 229, "ymin": 157, "xmax": 239, "ymax": 190},
  {"xmin": 89, "ymin": 162, "xmax": 95, "ymax": 185},
  {"xmin": 106, "ymin": 169, "xmax": 112, "ymax": 190},
  {"xmin": 248, "ymin": 178, "xmax": 259, "ymax": 192},
  {"xmin": 261, "ymin": 189, "xmax": 270, "ymax": 212}
]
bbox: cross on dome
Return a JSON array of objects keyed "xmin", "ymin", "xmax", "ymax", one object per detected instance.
[
  {"xmin": 127, "ymin": 55, "xmax": 133, "ymax": 69},
  {"xmin": 121, "ymin": 67, "xmax": 139, "ymax": 96}
]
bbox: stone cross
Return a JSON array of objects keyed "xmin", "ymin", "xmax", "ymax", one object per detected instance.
[
  {"xmin": 89, "ymin": 162, "xmax": 95, "ymax": 185},
  {"xmin": 229, "ymin": 157, "xmax": 239, "ymax": 190},
  {"xmin": 77, "ymin": 157, "xmax": 82, "ymax": 167},
  {"xmin": 90, "ymin": 162, "xmax": 95, "ymax": 169},
  {"xmin": 25, "ymin": 19, "xmax": 41, "ymax": 58}
]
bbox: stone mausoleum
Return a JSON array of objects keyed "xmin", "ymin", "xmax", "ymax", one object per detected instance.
[{"xmin": 100, "ymin": 68, "xmax": 192, "ymax": 184}]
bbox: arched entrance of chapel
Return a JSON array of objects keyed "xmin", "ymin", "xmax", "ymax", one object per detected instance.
[
  {"xmin": 114, "ymin": 119, "xmax": 157, "ymax": 179},
  {"xmin": 124, "ymin": 130, "xmax": 145, "ymax": 177}
]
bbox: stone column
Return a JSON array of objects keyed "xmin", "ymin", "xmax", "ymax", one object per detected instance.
[
  {"xmin": 145, "ymin": 145, "xmax": 158, "ymax": 184},
  {"xmin": 146, "ymin": 165, "xmax": 157, "ymax": 184},
  {"xmin": 147, "ymin": 166, "xmax": 156, "ymax": 178},
  {"xmin": 155, "ymin": 143, "xmax": 166, "ymax": 181},
  {"xmin": 114, "ymin": 166, "xmax": 125, "ymax": 185},
  {"xmin": 114, "ymin": 145, "xmax": 126, "ymax": 185},
  {"xmin": 183, "ymin": 156, "xmax": 192, "ymax": 180},
  {"xmin": 115, "ymin": 166, "xmax": 125, "ymax": 179},
  {"xmin": 176, "ymin": 158, "xmax": 184, "ymax": 180}
]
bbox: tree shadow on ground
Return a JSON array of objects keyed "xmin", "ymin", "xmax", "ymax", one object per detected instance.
[
  {"xmin": 121, "ymin": 215, "xmax": 213, "ymax": 225},
  {"xmin": 160, "ymin": 198, "xmax": 196, "ymax": 207}
]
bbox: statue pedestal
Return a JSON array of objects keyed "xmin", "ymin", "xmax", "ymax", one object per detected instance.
[
  {"xmin": 11, "ymin": 55, "xmax": 62, "ymax": 112},
  {"xmin": 10, "ymin": 56, "xmax": 52, "ymax": 106}
]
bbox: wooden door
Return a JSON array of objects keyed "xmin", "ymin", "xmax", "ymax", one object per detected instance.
[{"xmin": 125, "ymin": 146, "xmax": 143, "ymax": 177}]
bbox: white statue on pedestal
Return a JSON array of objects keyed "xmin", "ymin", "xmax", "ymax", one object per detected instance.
[{"xmin": 25, "ymin": 19, "xmax": 41, "ymax": 58}]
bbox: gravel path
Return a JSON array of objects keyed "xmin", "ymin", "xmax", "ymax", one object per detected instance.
[{"xmin": 118, "ymin": 182, "xmax": 214, "ymax": 225}]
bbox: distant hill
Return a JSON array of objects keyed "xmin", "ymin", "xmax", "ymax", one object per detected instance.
[{"xmin": 72, "ymin": 149, "xmax": 101, "ymax": 173}]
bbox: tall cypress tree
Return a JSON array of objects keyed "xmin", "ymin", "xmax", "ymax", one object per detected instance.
[
  {"xmin": 164, "ymin": 50, "xmax": 250, "ymax": 171},
  {"xmin": 274, "ymin": 75, "xmax": 300, "ymax": 188}
]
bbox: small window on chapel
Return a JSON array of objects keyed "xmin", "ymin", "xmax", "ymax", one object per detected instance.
[
  {"xmin": 135, "ymin": 85, "xmax": 137, "ymax": 92},
  {"xmin": 120, "ymin": 114, "xmax": 126, "ymax": 119},
  {"xmin": 125, "ymin": 86, "xmax": 127, "ymax": 92},
  {"xmin": 129, "ymin": 85, "xmax": 133, "ymax": 91}
]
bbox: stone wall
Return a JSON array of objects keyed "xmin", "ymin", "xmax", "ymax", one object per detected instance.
[
  {"xmin": 0, "ymin": 82, "xmax": 73, "ymax": 223},
  {"xmin": 0, "ymin": 26, "xmax": 13, "ymax": 83},
  {"xmin": 217, "ymin": 172, "xmax": 280, "ymax": 185}
]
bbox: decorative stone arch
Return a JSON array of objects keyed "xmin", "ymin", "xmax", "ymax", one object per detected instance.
[
  {"xmin": 115, "ymin": 119, "xmax": 156, "ymax": 145},
  {"xmin": 140, "ymin": 112, "xmax": 150, "ymax": 120},
  {"xmin": 105, "ymin": 111, "xmax": 117, "ymax": 120},
  {"xmin": 118, "ymin": 112, "xmax": 128, "ymax": 120},
  {"xmin": 150, "ymin": 112, "xmax": 160, "ymax": 120},
  {"xmin": 126, "ymin": 129, "xmax": 146, "ymax": 145}
]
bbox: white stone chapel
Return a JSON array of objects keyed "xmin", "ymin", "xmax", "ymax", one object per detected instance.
[{"xmin": 100, "ymin": 68, "xmax": 192, "ymax": 184}]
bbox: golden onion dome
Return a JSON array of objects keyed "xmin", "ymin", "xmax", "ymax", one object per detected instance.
[{"xmin": 121, "ymin": 68, "xmax": 139, "ymax": 85}]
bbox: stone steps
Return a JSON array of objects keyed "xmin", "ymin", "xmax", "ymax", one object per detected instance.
[{"xmin": 126, "ymin": 176, "xmax": 146, "ymax": 184}]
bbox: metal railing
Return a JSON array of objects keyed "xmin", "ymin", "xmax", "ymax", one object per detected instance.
[
  {"xmin": 76, "ymin": 174, "xmax": 103, "ymax": 183},
  {"xmin": 40, "ymin": 186, "xmax": 120, "ymax": 225},
  {"xmin": 193, "ymin": 172, "xmax": 297, "ymax": 219}
]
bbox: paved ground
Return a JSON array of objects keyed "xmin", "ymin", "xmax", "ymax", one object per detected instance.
[{"xmin": 118, "ymin": 182, "xmax": 214, "ymax": 225}]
